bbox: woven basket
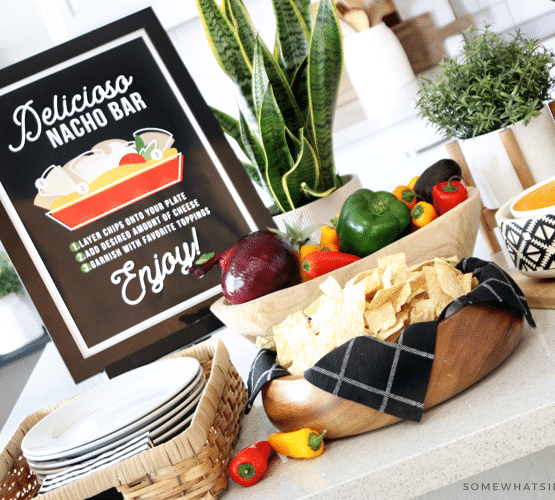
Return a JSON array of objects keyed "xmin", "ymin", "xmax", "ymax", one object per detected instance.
[{"xmin": 0, "ymin": 337, "xmax": 247, "ymax": 500}]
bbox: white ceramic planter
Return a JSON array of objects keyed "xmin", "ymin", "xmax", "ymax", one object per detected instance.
[
  {"xmin": 273, "ymin": 174, "xmax": 362, "ymax": 243},
  {"xmin": 0, "ymin": 293, "xmax": 44, "ymax": 355},
  {"xmin": 342, "ymin": 22, "xmax": 419, "ymax": 121},
  {"xmin": 457, "ymin": 105, "xmax": 555, "ymax": 209}
]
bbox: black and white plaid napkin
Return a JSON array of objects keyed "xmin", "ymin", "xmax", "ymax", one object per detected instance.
[{"xmin": 246, "ymin": 258, "xmax": 534, "ymax": 421}]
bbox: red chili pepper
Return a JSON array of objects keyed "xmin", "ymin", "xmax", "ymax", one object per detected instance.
[
  {"xmin": 432, "ymin": 177, "xmax": 468, "ymax": 216},
  {"xmin": 228, "ymin": 441, "xmax": 274, "ymax": 487},
  {"xmin": 302, "ymin": 251, "xmax": 361, "ymax": 279}
]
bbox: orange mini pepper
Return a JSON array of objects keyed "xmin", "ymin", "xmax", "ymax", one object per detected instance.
[{"xmin": 392, "ymin": 185, "xmax": 418, "ymax": 210}]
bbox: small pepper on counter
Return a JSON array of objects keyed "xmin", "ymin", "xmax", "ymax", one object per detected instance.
[
  {"xmin": 411, "ymin": 201, "xmax": 438, "ymax": 229},
  {"xmin": 268, "ymin": 429, "xmax": 327, "ymax": 458},
  {"xmin": 228, "ymin": 441, "xmax": 274, "ymax": 487},
  {"xmin": 336, "ymin": 189, "xmax": 411, "ymax": 258},
  {"xmin": 432, "ymin": 177, "xmax": 468, "ymax": 216},
  {"xmin": 302, "ymin": 251, "xmax": 360, "ymax": 279}
]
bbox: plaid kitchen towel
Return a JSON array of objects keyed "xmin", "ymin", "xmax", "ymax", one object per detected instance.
[{"xmin": 246, "ymin": 258, "xmax": 535, "ymax": 421}]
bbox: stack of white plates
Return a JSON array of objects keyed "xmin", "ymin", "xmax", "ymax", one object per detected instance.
[{"xmin": 22, "ymin": 357, "xmax": 205, "ymax": 479}]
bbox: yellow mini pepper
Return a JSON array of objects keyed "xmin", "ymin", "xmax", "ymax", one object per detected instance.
[
  {"xmin": 267, "ymin": 428, "xmax": 327, "ymax": 458},
  {"xmin": 411, "ymin": 201, "xmax": 438, "ymax": 228},
  {"xmin": 319, "ymin": 225, "xmax": 340, "ymax": 252}
]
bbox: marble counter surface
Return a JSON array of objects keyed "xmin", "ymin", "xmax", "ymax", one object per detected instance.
[{"xmin": 2, "ymin": 299, "xmax": 554, "ymax": 499}]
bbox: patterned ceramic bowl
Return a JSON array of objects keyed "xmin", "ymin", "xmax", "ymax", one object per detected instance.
[{"xmin": 496, "ymin": 194, "xmax": 555, "ymax": 278}]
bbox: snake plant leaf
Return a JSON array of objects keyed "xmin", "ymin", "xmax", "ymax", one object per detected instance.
[
  {"xmin": 222, "ymin": 0, "xmax": 233, "ymax": 22},
  {"xmin": 290, "ymin": 0, "xmax": 311, "ymax": 34},
  {"xmin": 254, "ymin": 37, "xmax": 306, "ymax": 136},
  {"xmin": 272, "ymin": 0, "xmax": 310, "ymax": 74},
  {"xmin": 259, "ymin": 83, "xmax": 295, "ymax": 213},
  {"xmin": 252, "ymin": 39, "xmax": 270, "ymax": 119},
  {"xmin": 290, "ymin": 55, "xmax": 310, "ymax": 131},
  {"xmin": 196, "ymin": 0, "xmax": 254, "ymax": 111},
  {"xmin": 308, "ymin": 0, "xmax": 342, "ymax": 190},
  {"xmin": 282, "ymin": 129, "xmax": 319, "ymax": 208},
  {"xmin": 226, "ymin": 0, "xmax": 257, "ymax": 64},
  {"xmin": 242, "ymin": 161, "xmax": 265, "ymax": 189},
  {"xmin": 239, "ymin": 110, "xmax": 267, "ymax": 189},
  {"xmin": 210, "ymin": 107, "xmax": 246, "ymax": 153}
]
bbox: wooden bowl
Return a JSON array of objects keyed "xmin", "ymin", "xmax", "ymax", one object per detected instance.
[
  {"xmin": 261, "ymin": 303, "xmax": 523, "ymax": 438},
  {"xmin": 211, "ymin": 187, "xmax": 482, "ymax": 342}
]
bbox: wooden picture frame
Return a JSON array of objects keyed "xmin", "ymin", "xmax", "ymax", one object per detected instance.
[{"xmin": 0, "ymin": 8, "xmax": 275, "ymax": 382}]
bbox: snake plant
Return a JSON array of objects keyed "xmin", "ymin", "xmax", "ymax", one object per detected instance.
[{"xmin": 196, "ymin": 0, "xmax": 343, "ymax": 214}]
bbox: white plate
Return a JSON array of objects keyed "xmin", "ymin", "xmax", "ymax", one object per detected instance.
[
  {"xmin": 27, "ymin": 375, "xmax": 206, "ymax": 473},
  {"xmin": 150, "ymin": 378, "xmax": 205, "ymax": 439},
  {"xmin": 22, "ymin": 357, "xmax": 201, "ymax": 459}
]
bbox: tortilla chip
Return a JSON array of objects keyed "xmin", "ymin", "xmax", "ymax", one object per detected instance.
[
  {"xmin": 434, "ymin": 258, "xmax": 465, "ymax": 300},
  {"xmin": 273, "ymin": 311, "xmax": 317, "ymax": 370},
  {"xmin": 423, "ymin": 265, "xmax": 453, "ymax": 315},
  {"xmin": 255, "ymin": 336, "xmax": 276, "ymax": 350},
  {"xmin": 365, "ymin": 301, "xmax": 397, "ymax": 335},
  {"xmin": 409, "ymin": 298, "xmax": 437, "ymax": 323},
  {"xmin": 378, "ymin": 253, "xmax": 408, "ymax": 285}
]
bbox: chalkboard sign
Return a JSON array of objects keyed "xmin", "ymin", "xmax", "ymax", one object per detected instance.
[{"xmin": 0, "ymin": 8, "xmax": 275, "ymax": 382}]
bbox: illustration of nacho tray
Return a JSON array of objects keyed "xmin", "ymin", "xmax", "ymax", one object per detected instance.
[{"xmin": 47, "ymin": 152, "xmax": 183, "ymax": 230}]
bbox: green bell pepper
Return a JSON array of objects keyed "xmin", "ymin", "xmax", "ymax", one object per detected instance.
[{"xmin": 336, "ymin": 189, "xmax": 411, "ymax": 258}]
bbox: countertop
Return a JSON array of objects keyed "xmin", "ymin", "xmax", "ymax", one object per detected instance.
[{"xmin": 1, "ymin": 272, "xmax": 555, "ymax": 499}]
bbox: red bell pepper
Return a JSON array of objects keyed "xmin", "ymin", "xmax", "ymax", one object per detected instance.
[
  {"xmin": 228, "ymin": 441, "xmax": 274, "ymax": 487},
  {"xmin": 302, "ymin": 251, "xmax": 361, "ymax": 279},
  {"xmin": 432, "ymin": 177, "xmax": 468, "ymax": 216}
]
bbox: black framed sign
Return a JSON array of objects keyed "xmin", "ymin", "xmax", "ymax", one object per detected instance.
[{"xmin": 0, "ymin": 8, "xmax": 275, "ymax": 382}]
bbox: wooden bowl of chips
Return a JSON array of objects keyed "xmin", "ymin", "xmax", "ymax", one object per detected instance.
[
  {"xmin": 261, "ymin": 302, "xmax": 523, "ymax": 438},
  {"xmin": 210, "ymin": 187, "xmax": 482, "ymax": 342}
]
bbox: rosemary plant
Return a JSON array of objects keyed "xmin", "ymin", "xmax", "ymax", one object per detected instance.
[{"xmin": 416, "ymin": 27, "xmax": 555, "ymax": 140}]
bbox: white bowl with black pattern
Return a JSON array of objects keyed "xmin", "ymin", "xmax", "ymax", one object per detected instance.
[{"xmin": 496, "ymin": 195, "xmax": 555, "ymax": 278}]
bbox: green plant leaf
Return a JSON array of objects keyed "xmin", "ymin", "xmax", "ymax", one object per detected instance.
[
  {"xmin": 259, "ymin": 82, "xmax": 295, "ymax": 213},
  {"xmin": 210, "ymin": 107, "xmax": 246, "ymax": 152},
  {"xmin": 290, "ymin": 56, "xmax": 310, "ymax": 128},
  {"xmin": 272, "ymin": 0, "xmax": 310, "ymax": 74},
  {"xmin": 0, "ymin": 253, "xmax": 23, "ymax": 299},
  {"xmin": 290, "ymin": 0, "xmax": 311, "ymax": 33},
  {"xmin": 196, "ymin": 0, "xmax": 254, "ymax": 111},
  {"xmin": 252, "ymin": 39, "xmax": 270, "ymax": 119},
  {"xmin": 239, "ymin": 110, "xmax": 267, "ymax": 186},
  {"xmin": 226, "ymin": 0, "xmax": 257, "ymax": 64},
  {"xmin": 308, "ymin": 0, "xmax": 342, "ymax": 190},
  {"xmin": 282, "ymin": 128, "xmax": 319, "ymax": 208}
]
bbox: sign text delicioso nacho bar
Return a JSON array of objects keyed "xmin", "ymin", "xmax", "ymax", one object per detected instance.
[{"xmin": 0, "ymin": 8, "xmax": 274, "ymax": 381}]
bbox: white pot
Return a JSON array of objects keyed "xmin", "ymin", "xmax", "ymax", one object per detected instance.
[
  {"xmin": 457, "ymin": 105, "xmax": 555, "ymax": 209},
  {"xmin": 342, "ymin": 22, "xmax": 419, "ymax": 121},
  {"xmin": 0, "ymin": 293, "xmax": 44, "ymax": 355},
  {"xmin": 273, "ymin": 174, "xmax": 363, "ymax": 243},
  {"xmin": 512, "ymin": 105, "xmax": 555, "ymax": 182}
]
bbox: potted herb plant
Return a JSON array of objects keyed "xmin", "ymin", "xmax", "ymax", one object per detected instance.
[
  {"xmin": 416, "ymin": 27, "xmax": 555, "ymax": 209},
  {"xmin": 196, "ymin": 0, "xmax": 362, "ymax": 237},
  {"xmin": 0, "ymin": 251, "xmax": 44, "ymax": 355}
]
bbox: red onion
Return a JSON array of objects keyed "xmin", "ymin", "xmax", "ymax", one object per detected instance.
[{"xmin": 188, "ymin": 230, "xmax": 301, "ymax": 304}]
